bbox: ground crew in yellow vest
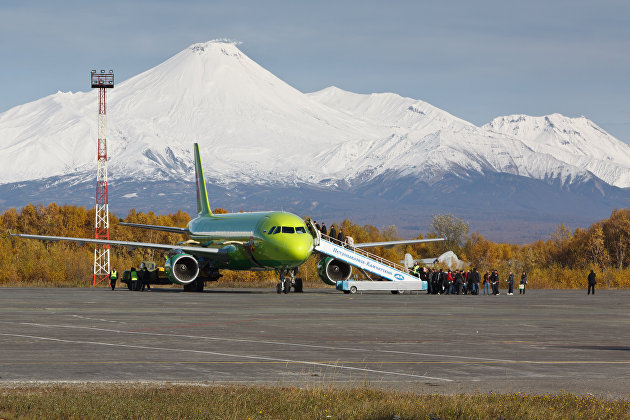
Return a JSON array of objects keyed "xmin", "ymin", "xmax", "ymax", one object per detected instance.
[
  {"xmin": 411, "ymin": 262, "xmax": 420, "ymax": 277},
  {"xmin": 110, "ymin": 268, "xmax": 118, "ymax": 291},
  {"xmin": 130, "ymin": 268, "xmax": 138, "ymax": 290}
]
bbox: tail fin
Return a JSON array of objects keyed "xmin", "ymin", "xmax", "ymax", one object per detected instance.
[{"xmin": 194, "ymin": 143, "xmax": 213, "ymax": 217}]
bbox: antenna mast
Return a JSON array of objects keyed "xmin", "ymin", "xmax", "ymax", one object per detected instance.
[{"xmin": 91, "ymin": 69, "xmax": 114, "ymax": 286}]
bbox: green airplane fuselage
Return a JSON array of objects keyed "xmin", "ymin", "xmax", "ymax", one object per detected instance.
[{"xmin": 186, "ymin": 210, "xmax": 314, "ymax": 270}]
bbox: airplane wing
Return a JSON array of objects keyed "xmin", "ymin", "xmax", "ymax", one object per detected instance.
[
  {"xmin": 117, "ymin": 222, "xmax": 188, "ymax": 234},
  {"xmin": 9, "ymin": 232, "xmax": 224, "ymax": 257},
  {"xmin": 353, "ymin": 237, "xmax": 446, "ymax": 249}
]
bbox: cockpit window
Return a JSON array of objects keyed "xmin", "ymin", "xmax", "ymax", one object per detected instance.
[
  {"xmin": 282, "ymin": 226, "xmax": 295, "ymax": 234},
  {"xmin": 296, "ymin": 227, "xmax": 306, "ymax": 234},
  {"xmin": 267, "ymin": 226, "xmax": 277, "ymax": 235},
  {"xmin": 272, "ymin": 226, "xmax": 281, "ymax": 234}
]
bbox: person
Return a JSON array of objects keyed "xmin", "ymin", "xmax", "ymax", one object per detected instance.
[
  {"xmin": 491, "ymin": 269, "xmax": 500, "ymax": 295},
  {"xmin": 483, "ymin": 271, "xmax": 490, "ymax": 295},
  {"xmin": 314, "ymin": 220, "xmax": 321, "ymax": 231},
  {"xmin": 411, "ymin": 262, "xmax": 420, "ymax": 277},
  {"xmin": 329, "ymin": 225, "xmax": 337, "ymax": 242},
  {"xmin": 432, "ymin": 269, "xmax": 440, "ymax": 294},
  {"xmin": 465, "ymin": 270, "xmax": 473, "ymax": 295},
  {"xmin": 519, "ymin": 271, "xmax": 527, "ymax": 294},
  {"xmin": 507, "ymin": 271, "xmax": 514, "ymax": 295},
  {"xmin": 424, "ymin": 268, "xmax": 432, "ymax": 294},
  {"xmin": 587, "ymin": 269, "xmax": 597, "ymax": 295},
  {"xmin": 470, "ymin": 268, "xmax": 480, "ymax": 295},
  {"xmin": 345, "ymin": 235, "xmax": 354, "ymax": 249},
  {"xmin": 141, "ymin": 266, "xmax": 151, "ymax": 291},
  {"xmin": 320, "ymin": 223, "xmax": 327, "ymax": 236},
  {"xmin": 445, "ymin": 270, "xmax": 454, "ymax": 294},
  {"xmin": 109, "ymin": 268, "xmax": 118, "ymax": 291},
  {"xmin": 337, "ymin": 228, "xmax": 345, "ymax": 244},
  {"xmin": 129, "ymin": 267, "xmax": 139, "ymax": 291},
  {"xmin": 436, "ymin": 269, "xmax": 444, "ymax": 295},
  {"xmin": 455, "ymin": 270, "xmax": 464, "ymax": 294}
]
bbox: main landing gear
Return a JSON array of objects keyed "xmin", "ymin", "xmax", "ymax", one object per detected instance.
[
  {"xmin": 276, "ymin": 268, "xmax": 303, "ymax": 294},
  {"xmin": 183, "ymin": 278, "xmax": 204, "ymax": 293}
]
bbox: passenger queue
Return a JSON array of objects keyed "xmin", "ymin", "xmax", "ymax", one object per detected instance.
[
  {"xmin": 314, "ymin": 219, "xmax": 529, "ymax": 295},
  {"xmin": 410, "ymin": 264, "xmax": 528, "ymax": 296}
]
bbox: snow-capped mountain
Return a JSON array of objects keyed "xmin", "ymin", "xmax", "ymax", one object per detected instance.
[
  {"xmin": 0, "ymin": 41, "xmax": 380, "ymax": 185},
  {"xmin": 0, "ymin": 40, "xmax": 629, "ymax": 241},
  {"xmin": 484, "ymin": 114, "xmax": 630, "ymax": 188},
  {"xmin": 2, "ymin": 40, "xmax": 630, "ymax": 189},
  {"xmin": 307, "ymin": 87, "xmax": 607, "ymax": 187}
]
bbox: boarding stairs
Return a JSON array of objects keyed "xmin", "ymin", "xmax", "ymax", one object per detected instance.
[{"xmin": 315, "ymin": 234, "xmax": 426, "ymax": 289}]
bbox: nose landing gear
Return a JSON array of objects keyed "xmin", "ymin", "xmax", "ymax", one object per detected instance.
[{"xmin": 276, "ymin": 268, "xmax": 303, "ymax": 294}]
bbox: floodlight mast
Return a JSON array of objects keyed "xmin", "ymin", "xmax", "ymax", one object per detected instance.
[{"xmin": 91, "ymin": 70, "xmax": 114, "ymax": 286}]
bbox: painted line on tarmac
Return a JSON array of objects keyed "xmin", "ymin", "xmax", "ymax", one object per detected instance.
[
  {"xmin": 8, "ymin": 321, "xmax": 513, "ymax": 363},
  {"xmin": 5, "ymin": 321, "xmax": 615, "ymax": 366},
  {"xmin": 1, "ymin": 360, "xmax": 629, "ymax": 366},
  {"xmin": 0, "ymin": 332, "xmax": 452, "ymax": 382},
  {"xmin": 71, "ymin": 315, "xmax": 124, "ymax": 324}
]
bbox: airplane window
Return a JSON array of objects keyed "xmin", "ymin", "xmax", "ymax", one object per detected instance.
[
  {"xmin": 273, "ymin": 226, "xmax": 281, "ymax": 234},
  {"xmin": 267, "ymin": 226, "xmax": 277, "ymax": 235},
  {"xmin": 296, "ymin": 227, "xmax": 306, "ymax": 234},
  {"xmin": 282, "ymin": 226, "xmax": 295, "ymax": 234}
]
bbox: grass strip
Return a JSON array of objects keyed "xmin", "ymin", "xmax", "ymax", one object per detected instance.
[{"xmin": 0, "ymin": 384, "xmax": 628, "ymax": 419}]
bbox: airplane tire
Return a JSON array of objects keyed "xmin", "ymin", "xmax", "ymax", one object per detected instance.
[
  {"xmin": 294, "ymin": 278, "xmax": 303, "ymax": 293},
  {"xmin": 127, "ymin": 282, "xmax": 132, "ymax": 291},
  {"xmin": 276, "ymin": 283, "xmax": 282, "ymax": 294},
  {"xmin": 283, "ymin": 279, "xmax": 291, "ymax": 294}
]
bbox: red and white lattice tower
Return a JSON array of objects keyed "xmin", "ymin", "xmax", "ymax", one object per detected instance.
[{"xmin": 91, "ymin": 70, "xmax": 114, "ymax": 286}]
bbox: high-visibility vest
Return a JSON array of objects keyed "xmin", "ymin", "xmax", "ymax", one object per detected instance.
[
  {"xmin": 110, "ymin": 270, "xmax": 118, "ymax": 280},
  {"xmin": 130, "ymin": 270, "xmax": 138, "ymax": 282}
]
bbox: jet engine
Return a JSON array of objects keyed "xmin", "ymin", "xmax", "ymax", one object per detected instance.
[
  {"xmin": 164, "ymin": 253, "xmax": 200, "ymax": 285},
  {"xmin": 317, "ymin": 257, "xmax": 352, "ymax": 285}
]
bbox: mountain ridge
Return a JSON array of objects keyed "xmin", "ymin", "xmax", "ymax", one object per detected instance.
[{"xmin": 0, "ymin": 40, "xmax": 629, "ymax": 242}]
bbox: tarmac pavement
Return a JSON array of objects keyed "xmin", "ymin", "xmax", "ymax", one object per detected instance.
[{"xmin": 0, "ymin": 287, "xmax": 628, "ymax": 398}]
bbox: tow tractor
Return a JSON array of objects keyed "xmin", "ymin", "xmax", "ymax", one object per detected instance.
[{"xmin": 121, "ymin": 261, "xmax": 168, "ymax": 291}]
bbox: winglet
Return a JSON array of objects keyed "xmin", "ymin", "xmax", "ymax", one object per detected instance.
[{"xmin": 194, "ymin": 143, "xmax": 213, "ymax": 217}]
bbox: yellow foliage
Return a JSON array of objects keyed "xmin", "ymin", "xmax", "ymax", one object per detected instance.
[{"xmin": 2, "ymin": 204, "xmax": 630, "ymax": 289}]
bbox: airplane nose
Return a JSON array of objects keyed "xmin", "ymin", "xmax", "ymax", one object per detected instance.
[{"xmin": 285, "ymin": 239, "xmax": 312, "ymax": 263}]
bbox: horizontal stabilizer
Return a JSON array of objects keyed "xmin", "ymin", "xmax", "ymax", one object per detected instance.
[{"xmin": 354, "ymin": 237, "xmax": 446, "ymax": 249}]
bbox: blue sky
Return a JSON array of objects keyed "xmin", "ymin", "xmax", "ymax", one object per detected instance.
[{"xmin": 1, "ymin": 0, "xmax": 629, "ymax": 143}]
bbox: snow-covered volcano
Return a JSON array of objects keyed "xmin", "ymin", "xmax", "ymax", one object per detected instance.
[
  {"xmin": 0, "ymin": 41, "xmax": 382, "ymax": 186},
  {"xmin": 0, "ymin": 40, "xmax": 629, "ymax": 241},
  {"xmin": 2, "ymin": 40, "xmax": 630, "ymax": 189}
]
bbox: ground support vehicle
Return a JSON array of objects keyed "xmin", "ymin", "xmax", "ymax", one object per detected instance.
[{"xmin": 336, "ymin": 279, "xmax": 426, "ymax": 294}]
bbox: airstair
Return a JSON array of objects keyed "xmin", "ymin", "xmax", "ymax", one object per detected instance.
[{"xmin": 314, "ymin": 234, "xmax": 426, "ymax": 293}]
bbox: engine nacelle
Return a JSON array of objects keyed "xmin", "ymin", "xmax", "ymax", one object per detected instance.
[
  {"xmin": 317, "ymin": 257, "xmax": 352, "ymax": 285},
  {"xmin": 164, "ymin": 253, "xmax": 199, "ymax": 285}
]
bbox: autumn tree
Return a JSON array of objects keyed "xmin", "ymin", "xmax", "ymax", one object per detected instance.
[
  {"xmin": 430, "ymin": 213, "xmax": 469, "ymax": 254},
  {"xmin": 602, "ymin": 209, "xmax": 630, "ymax": 269}
]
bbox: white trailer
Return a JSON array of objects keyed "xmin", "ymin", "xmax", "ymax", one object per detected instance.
[{"xmin": 336, "ymin": 279, "xmax": 426, "ymax": 294}]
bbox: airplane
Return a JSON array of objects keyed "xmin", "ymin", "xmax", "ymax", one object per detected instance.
[{"xmin": 10, "ymin": 143, "xmax": 445, "ymax": 293}]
